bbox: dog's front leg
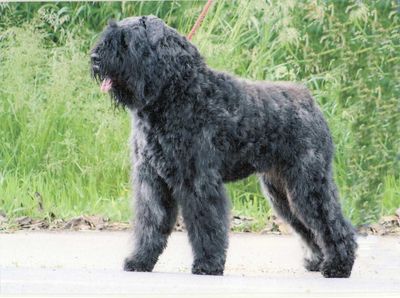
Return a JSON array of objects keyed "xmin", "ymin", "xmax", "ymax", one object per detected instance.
[
  {"xmin": 179, "ymin": 177, "xmax": 230, "ymax": 275},
  {"xmin": 124, "ymin": 162, "xmax": 177, "ymax": 272}
]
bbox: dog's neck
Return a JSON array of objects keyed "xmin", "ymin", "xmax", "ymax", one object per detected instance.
[{"xmin": 130, "ymin": 64, "xmax": 243, "ymax": 131}]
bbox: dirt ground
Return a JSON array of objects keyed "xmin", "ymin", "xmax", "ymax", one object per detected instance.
[{"xmin": 2, "ymin": 209, "xmax": 400, "ymax": 235}]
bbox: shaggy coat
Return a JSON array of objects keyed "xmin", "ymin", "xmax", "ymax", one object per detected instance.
[{"xmin": 91, "ymin": 15, "xmax": 357, "ymax": 277}]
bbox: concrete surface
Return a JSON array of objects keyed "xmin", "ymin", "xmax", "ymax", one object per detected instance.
[{"xmin": 0, "ymin": 231, "xmax": 399, "ymax": 295}]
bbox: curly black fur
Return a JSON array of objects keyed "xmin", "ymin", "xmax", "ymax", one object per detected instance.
[{"xmin": 91, "ymin": 15, "xmax": 357, "ymax": 278}]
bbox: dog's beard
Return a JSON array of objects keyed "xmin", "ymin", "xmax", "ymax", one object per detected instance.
[{"xmin": 100, "ymin": 78, "xmax": 113, "ymax": 93}]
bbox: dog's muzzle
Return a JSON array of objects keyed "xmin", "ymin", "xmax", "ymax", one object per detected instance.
[{"xmin": 91, "ymin": 53, "xmax": 113, "ymax": 93}]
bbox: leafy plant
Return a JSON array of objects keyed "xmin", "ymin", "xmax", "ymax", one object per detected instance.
[{"xmin": 0, "ymin": 0, "xmax": 398, "ymax": 228}]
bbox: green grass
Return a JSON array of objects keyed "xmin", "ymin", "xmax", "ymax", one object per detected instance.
[{"xmin": 0, "ymin": 1, "xmax": 399, "ymax": 229}]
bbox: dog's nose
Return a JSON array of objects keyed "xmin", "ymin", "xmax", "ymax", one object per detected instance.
[{"xmin": 91, "ymin": 53, "xmax": 101, "ymax": 63}]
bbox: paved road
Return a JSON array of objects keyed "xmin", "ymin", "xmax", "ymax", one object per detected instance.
[{"xmin": 0, "ymin": 232, "xmax": 399, "ymax": 296}]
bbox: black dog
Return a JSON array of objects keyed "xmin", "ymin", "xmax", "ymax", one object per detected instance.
[{"xmin": 91, "ymin": 16, "xmax": 357, "ymax": 278}]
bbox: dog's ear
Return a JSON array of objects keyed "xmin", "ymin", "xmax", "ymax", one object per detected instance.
[
  {"xmin": 108, "ymin": 19, "xmax": 118, "ymax": 28},
  {"xmin": 142, "ymin": 15, "xmax": 164, "ymax": 47},
  {"xmin": 119, "ymin": 28, "xmax": 130, "ymax": 50}
]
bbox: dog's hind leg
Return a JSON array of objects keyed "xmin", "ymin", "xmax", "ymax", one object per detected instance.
[
  {"xmin": 124, "ymin": 162, "xmax": 178, "ymax": 272},
  {"xmin": 260, "ymin": 173, "xmax": 323, "ymax": 272},
  {"xmin": 284, "ymin": 161, "xmax": 357, "ymax": 278}
]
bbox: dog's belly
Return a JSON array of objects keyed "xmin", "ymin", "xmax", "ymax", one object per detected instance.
[
  {"xmin": 216, "ymin": 135, "xmax": 275, "ymax": 183},
  {"xmin": 221, "ymin": 160, "xmax": 256, "ymax": 183}
]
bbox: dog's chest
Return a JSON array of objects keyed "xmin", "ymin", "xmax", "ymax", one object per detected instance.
[{"xmin": 131, "ymin": 112, "xmax": 195, "ymax": 172}]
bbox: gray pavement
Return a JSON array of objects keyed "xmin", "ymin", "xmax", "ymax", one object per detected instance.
[{"xmin": 0, "ymin": 231, "xmax": 399, "ymax": 295}]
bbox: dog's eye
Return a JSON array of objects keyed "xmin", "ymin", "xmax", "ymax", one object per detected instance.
[
  {"xmin": 143, "ymin": 48, "xmax": 150, "ymax": 57},
  {"xmin": 121, "ymin": 39, "xmax": 128, "ymax": 50}
]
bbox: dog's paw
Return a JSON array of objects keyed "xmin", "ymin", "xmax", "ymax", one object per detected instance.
[
  {"xmin": 303, "ymin": 255, "xmax": 323, "ymax": 272},
  {"xmin": 320, "ymin": 260, "xmax": 353, "ymax": 278},
  {"xmin": 123, "ymin": 257, "xmax": 153, "ymax": 272},
  {"xmin": 192, "ymin": 259, "xmax": 224, "ymax": 276}
]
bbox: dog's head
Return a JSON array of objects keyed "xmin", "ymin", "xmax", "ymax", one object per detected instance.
[{"xmin": 91, "ymin": 15, "xmax": 202, "ymax": 109}]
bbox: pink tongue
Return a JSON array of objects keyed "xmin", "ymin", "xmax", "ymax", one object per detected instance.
[{"xmin": 100, "ymin": 78, "xmax": 112, "ymax": 92}]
